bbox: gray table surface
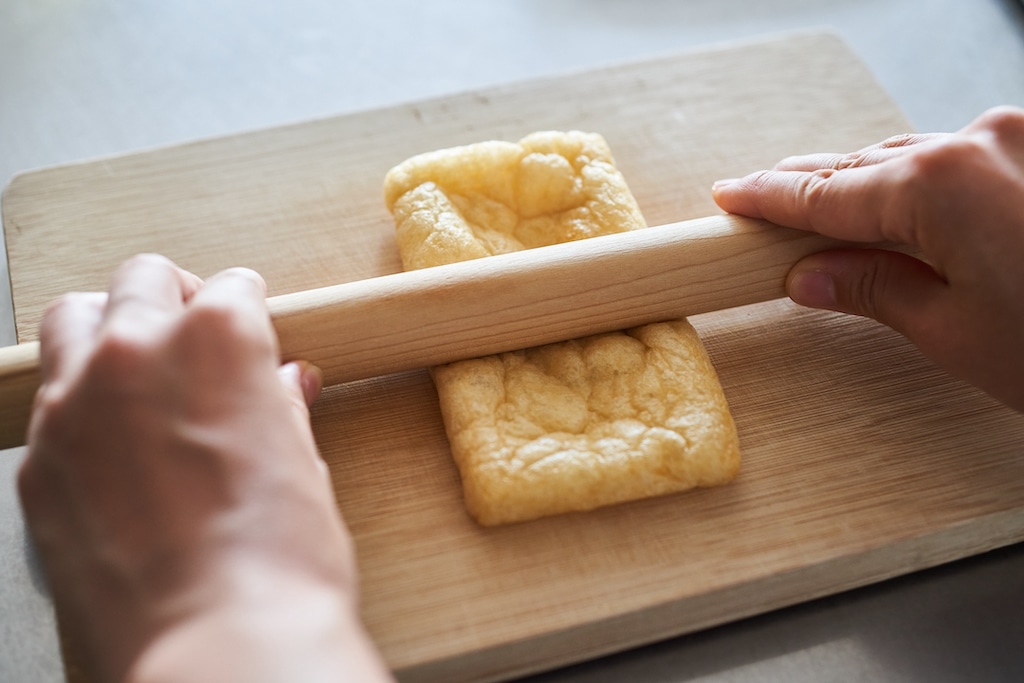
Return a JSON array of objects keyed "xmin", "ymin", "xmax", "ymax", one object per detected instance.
[{"xmin": 2, "ymin": 1, "xmax": 1023, "ymax": 681}]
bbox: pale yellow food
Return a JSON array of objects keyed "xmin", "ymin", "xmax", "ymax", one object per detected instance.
[{"xmin": 384, "ymin": 131, "xmax": 740, "ymax": 525}]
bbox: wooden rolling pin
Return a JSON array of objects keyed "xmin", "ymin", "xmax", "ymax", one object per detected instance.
[{"xmin": 0, "ymin": 215, "xmax": 860, "ymax": 450}]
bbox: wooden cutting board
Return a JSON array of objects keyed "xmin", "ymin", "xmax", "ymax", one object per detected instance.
[{"xmin": 4, "ymin": 31, "xmax": 1024, "ymax": 682}]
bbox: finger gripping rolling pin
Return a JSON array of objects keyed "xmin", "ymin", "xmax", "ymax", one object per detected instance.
[{"xmin": 0, "ymin": 215, "xmax": 861, "ymax": 450}]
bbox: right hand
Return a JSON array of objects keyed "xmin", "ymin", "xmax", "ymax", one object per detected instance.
[{"xmin": 712, "ymin": 106, "xmax": 1024, "ymax": 412}]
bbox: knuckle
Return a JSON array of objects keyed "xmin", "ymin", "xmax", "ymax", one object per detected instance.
[
  {"xmin": 902, "ymin": 108, "xmax": 1024, "ymax": 191},
  {"xmin": 799, "ymin": 169, "xmax": 839, "ymax": 221},
  {"xmin": 86, "ymin": 324, "xmax": 162, "ymax": 387},
  {"xmin": 111, "ymin": 253, "xmax": 184, "ymax": 291},
  {"xmin": 41, "ymin": 291, "xmax": 101, "ymax": 321},
  {"xmin": 218, "ymin": 267, "xmax": 266, "ymax": 291},
  {"xmin": 835, "ymin": 152, "xmax": 866, "ymax": 170},
  {"xmin": 900, "ymin": 137, "xmax": 983, "ymax": 195},
  {"xmin": 744, "ymin": 169, "xmax": 776, "ymax": 194},
  {"xmin": 835, "ymin": 254, "xmax": 898, "ymax": 324},
  {"xmin": 42, "ymin": 292, "xmax": 76, "ymax": 318},
  {"xmin": 878, "ymin": 133, "xmax": 919, "ymax": 150},
  {"xmin": 121, "ymin": 252, "xmax": 175, "ymax": 272},
  {"xmin": 772, "ymin": 155, "xmax": 800, "ymax": 170},
  {"xmin": 851, "ymin": 259, "xmax": 885, "ymax": 321},
  {"xmin": 176, "ymin": 300, "xmax": 275, "ymax": 357},
  {"xmin": 973, "ymin": 105, "xmax": 1024, "ymax": 139}
]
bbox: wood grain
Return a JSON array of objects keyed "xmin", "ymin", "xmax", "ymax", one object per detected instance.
[{"xmin": 4, "ymin": 31, "xmax": 1023, "ymax": 683}]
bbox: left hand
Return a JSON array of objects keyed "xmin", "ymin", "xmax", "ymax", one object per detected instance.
[{"xmin": 18, "ymin": 254, "xmax": 391, "ymax": 682}]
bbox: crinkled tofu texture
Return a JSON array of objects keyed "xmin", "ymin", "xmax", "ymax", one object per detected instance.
[
  {"xmin": 433, "ymin": 322, "xmax": 740, "ymax": 526},
  {"xmin": 384, "ymin": 131, "xmax": 648, "ymax": 267},
  {"xmin": 383, "ymin": 131, "xmax": 740, "ymax": 525}
]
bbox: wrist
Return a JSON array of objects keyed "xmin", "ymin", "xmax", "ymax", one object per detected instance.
[{"xmin": 127, "ymin": 562, "xmax": 391, "ymax": 683}]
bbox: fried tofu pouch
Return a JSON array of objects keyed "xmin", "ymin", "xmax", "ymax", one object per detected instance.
[{"xmin": 383, "ymin": 131, "xmax": 739, "ymax": 525}]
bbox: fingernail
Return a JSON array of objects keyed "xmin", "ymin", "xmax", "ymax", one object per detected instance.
[
  {"xmin": 295, "ymin": 360, "xmax": 324, "ymax": 407},
  {"xmin": 788, "ymin": 269, "xmax": 837, "ymax": 309},
  {"xmin": 279, "ymin": 361, "xmax": 324, "ymax": 407},
  {"xmin": 712, "ymin": 178, "xmax": 740, "ymax": 192}
]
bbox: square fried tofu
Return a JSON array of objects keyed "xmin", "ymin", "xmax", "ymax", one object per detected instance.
[{"xmin": 384, "ymin": 131, "xmax": 739, "ymax": 525}]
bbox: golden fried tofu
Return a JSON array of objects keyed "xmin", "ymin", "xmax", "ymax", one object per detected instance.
[
  {"xmin": 384, "ymin": 131, "xmax": 740, "ymax": 525},
  {"xmin": 384, "ymin": 131, "xmax": 647, "ymax": 264}
]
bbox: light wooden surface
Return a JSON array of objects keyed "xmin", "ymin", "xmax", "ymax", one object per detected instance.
[{"xmin": 4, "ymin": 31, "xmax": 1024, "ymax": 683}]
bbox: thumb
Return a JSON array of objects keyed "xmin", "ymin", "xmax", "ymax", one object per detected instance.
[
  {"xmin": 786, "ymin": 249, "xmax": 947, "ymax": 338},
  {"xmin": 276, "ymin": 361, "xmax": 330, "ymax": 481},
  {"xmin": 277, "ymin": 360, "xmax": 325, "ymax": 414}
]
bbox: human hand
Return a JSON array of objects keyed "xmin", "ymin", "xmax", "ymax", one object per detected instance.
[
  {"xmin": 712, "ymin": 106, "xmax": 1024, "ymax": 412},
  {"xmin": 18, "ymin": 254, "xmax": 391, "ymax": 682}
]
